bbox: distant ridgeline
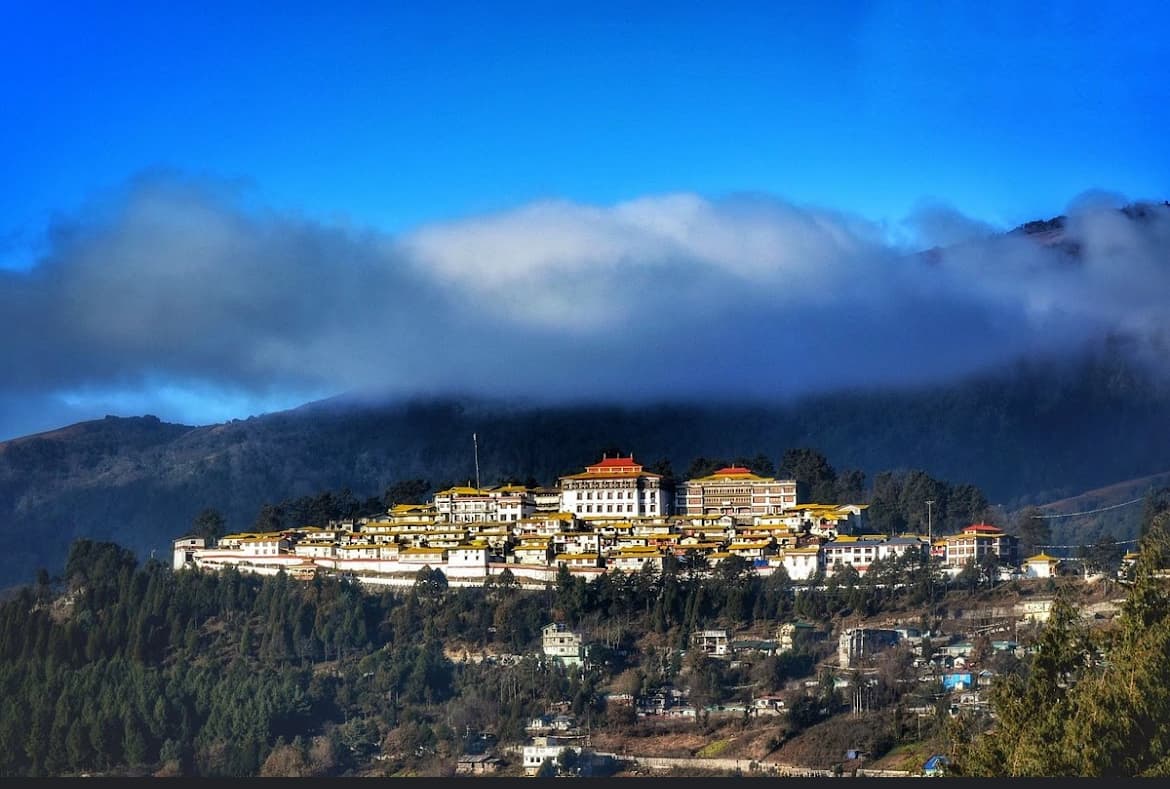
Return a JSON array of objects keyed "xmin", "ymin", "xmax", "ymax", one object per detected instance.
[{"xmin": 1, "ymin": 350, "xmax": 1169, "ymax": 589}]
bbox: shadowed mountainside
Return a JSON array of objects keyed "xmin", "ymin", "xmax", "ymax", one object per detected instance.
[{"xmin": 1, "ymin": 349, "xmax": 1169, "ymax": 589}]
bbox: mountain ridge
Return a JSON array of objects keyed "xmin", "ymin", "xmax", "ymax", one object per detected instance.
[{"xmin": 2, "ymin": 347, "xmax": 1168, "ymax": 589}]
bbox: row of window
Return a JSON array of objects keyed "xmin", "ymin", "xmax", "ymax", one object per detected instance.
[
  {"xmin": 575, "ymin": 504, "xmax": 638, "ymax": 513},
  {"xmin": 574, "ymin": 490, "xmax": 657, "ymax": 501}
]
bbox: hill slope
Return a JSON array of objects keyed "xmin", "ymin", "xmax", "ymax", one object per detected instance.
[{"xmin": 1, "ymin": 351, "xmax": 1169, "ymax": 588}]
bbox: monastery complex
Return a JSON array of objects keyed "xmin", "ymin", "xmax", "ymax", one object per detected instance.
[{"xmin": 174, "ymin": 453, "xmax": 1041, "ymax": 589}]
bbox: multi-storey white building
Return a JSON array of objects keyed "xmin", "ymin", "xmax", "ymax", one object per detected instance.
[
  {"xmin": 523, "ymin": 737, "xmax": 576, "ymax": 776},
  {"xmin": 433, "ymin": 485, "xmax": 536, "ymax": 523},
  {"xmin": 694, "ymin": 629, "xmax": 729, "ymax": 656},
  {"xmin": 173, "ymin": 536, "xmax": 206, "ymax": 569},
  {"xmin": 679, "ymin": 465, "xmax": 798, "ymax": 516},
  {"xmin": 942, "ymin": 523, "xmax": 1019, "ymax": 570},
  {"xmin": 531, "ymin": 487, "xmax": 562, "ymax": 512},
  {"xmin": 780, "ymin": 545, "xmax": 822, "ymax": 580},
  {"xmin": 542, "ymin": 623, "xmax": 584, "ymax": 666},
  {"xmin": 558, "ymin": 455, "xmax": 668, "ymax": 519}
]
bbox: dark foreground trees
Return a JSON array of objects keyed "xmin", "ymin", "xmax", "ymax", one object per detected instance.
[{"xmin": 955, "ymin": 512, "xmax": 1170, "ymax": 776}]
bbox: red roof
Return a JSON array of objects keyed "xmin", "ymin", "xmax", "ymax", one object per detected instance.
[
  {"xmin": 962, "ymin": 523, "xmax": 1004, "ymax": 534},
  {"xmin": 585, "ymin": 455, "xmax": 643, "ymax": 473},
  {"xmin": 714, "ymin": 466, "xmax": 752, "ymax": 475}
]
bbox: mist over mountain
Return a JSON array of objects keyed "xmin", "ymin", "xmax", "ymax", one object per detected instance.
[
  {"xmin": 2, "ymin": 346, "xmax": 1168, "ymax": 590},
  {"xmin": 2, "ymin": 178, "xmax": 1168, "ymax": 442}
]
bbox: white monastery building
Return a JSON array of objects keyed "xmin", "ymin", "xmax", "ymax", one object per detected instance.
[
  {"xmin": 679, "ymin": 465, "xmax": 798, "ymax": 516},
  {"xmin": 558, "ymin": 454, "xmax": 669, "ymax": 519}
]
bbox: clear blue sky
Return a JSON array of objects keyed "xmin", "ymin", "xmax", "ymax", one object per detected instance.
[
  {"xmin": 2, "ymin": 0, "xmax": 1166, "ymax": 263},
  {"xmin": 0, "ymin": 1, "xmax": 1168, "ymax": 438}
]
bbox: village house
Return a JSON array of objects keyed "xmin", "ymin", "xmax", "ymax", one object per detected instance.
[
  {"xmin": 694, "ymin": 629, "xmax": 730, "ymax": 657},
  {"xmin": 542, "ymin": 623, "xmax": 584, "ymax": 667},
  {"xmin": 554, "ymin": 552, "xmax": 602, "ymax": 570},
  {"xmin": 531, "ymin": 487, "xmax": 562, "ymax": 512},
  {"xmin": 942, "ymin": 523, "xmax": 1020, "ymax": 570},
  {"xmin": 727, "ymin": 539, "xmax": 774, "ymax": 561},
  {"xmin": 607, "ymin": 545, "xmax": 664, "ymax": 573},
  {"xmin": 777, "ymin": 621, "xmax": 821, "ymax": 652},
  {"xmin": 1022, "ymin": 552, "xmax": 1061, "ymax": 578},
  {"xmin": 336, "ymin": 542, "xmax": 380, "ymax": 560},
  {"xmin": 398, "ymin": 545, "xmax": 448, "ymax": 564},
  {"xmin": 455, "ymin": 753, "xmax": 503, "ymax": 775},
  {"xmin": 522, "ymin": 736, "xmax": 575, "ymax": 776},
  {"xmin": 780, "ymin": 545, "xmax": 823, "ymax": 580},
  {"xmin": 839, "ymin": 627, "xmax": 901, "ymax": 668},
  {"xmin": 822, "ymin": 535, "xmax": 882, "ymax": 574},
  {"xmin": 750, "ymin": 695, "xmax": 787, "ymax": 716},
  {"xmin": 513, "ymin": 539, "xmax": 553, "ymax": 565},
  {"xmin": 447, "ymin": 543, "xmax": 490, "ymax": 577},
  {"xmin": 434, "ymin": 485, "xmax": 536, "ymax": 524}
]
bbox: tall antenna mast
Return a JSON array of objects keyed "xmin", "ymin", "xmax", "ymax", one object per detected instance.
[{"xmin": 473, "ymin": 432, "xmax": 481, "ymax": 491}]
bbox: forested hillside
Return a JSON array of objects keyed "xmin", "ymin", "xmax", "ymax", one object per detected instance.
[
  {"xmin": 0, "ymin": 537, "xmax": 956, "ymax": 777},
  {"xmin": 1, "ymin": 350, "xmax": 1168, "ymax": 589}
]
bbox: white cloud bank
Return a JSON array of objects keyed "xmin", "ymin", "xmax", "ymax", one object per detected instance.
[{"xmin": 1, "ymin": 173, "xmax": 1167, "ymax": 438}]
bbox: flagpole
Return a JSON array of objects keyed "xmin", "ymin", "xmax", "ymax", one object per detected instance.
[{"xmin": 473, "ymin": 433, "xmax": 481, "ymax": 491}]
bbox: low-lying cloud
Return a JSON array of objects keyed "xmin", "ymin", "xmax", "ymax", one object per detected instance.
[{"xmin": 2, "ymin": 173, "xmax": 1168, "ymax": 439}]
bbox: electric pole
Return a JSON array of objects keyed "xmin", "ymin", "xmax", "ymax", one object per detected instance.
[{"xmin": 926, "ymin": 499, "xmax": 936, "ymax": 604}]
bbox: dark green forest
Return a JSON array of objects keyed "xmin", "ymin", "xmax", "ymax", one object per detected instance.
[
  {"xmin": 1, "ymin": 537, "xmax": 961, "ymax": 777},
  {"xmin": 951, "ymin": 512, "xmax": 1170, "ymax": 777},
  {"xmin": 5, "ymin": 515, "xmax": 1170, "ymax": 777}
]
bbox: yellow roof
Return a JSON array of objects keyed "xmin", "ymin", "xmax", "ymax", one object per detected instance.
[
  {"xmin": 400, "ymin": 546, "xmax": 446, "ymax": 555},
  {"xmin": 1026, "ymin": 553, "xmax": 1059, "ymax": 562},
  {"xmin": 555, "ymin": 553, "xmax": 598, "ymax": 561},
  {"xmin": 691, "ymin": 471, "xmax": 774, "ymax": 483},
  {"xmin": 437, "ymin": 486, "xmax": 486, "ymax": 496},
  {"xmin": 521, "ymin": 512, "xmax": 574, "ymax": 522}
]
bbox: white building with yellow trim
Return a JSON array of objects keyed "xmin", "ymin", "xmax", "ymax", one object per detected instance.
[
  {"xmin": 679, "ymin": 466, "xmax": 797, "ymax": 516},
  {"xmin": 558, "ymin": 455, "xmax": 668, "ymax": 518}
]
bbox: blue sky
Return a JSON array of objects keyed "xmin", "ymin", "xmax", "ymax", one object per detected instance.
[{"xmin": 1, "ymin": 1, "xmax": 1168, "ymax": 438}]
